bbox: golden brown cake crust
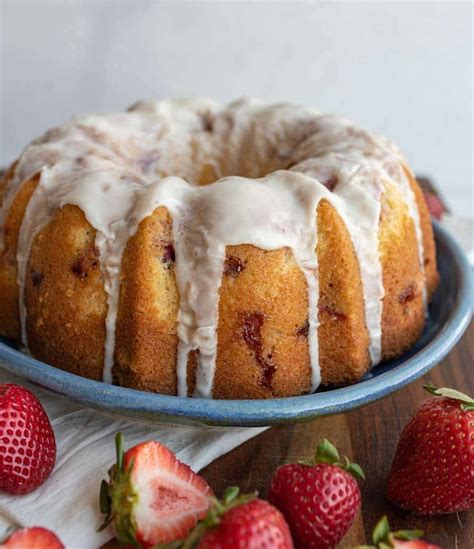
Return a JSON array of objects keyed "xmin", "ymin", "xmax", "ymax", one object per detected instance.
[
  {"xmin": 379, "ymin": 182, "xmax": 426, "ymax": 360},
  {"xmin": 1, "ymin": 173, "xmax": 439, "ymax": 399},
  {"xmin": 114, "ymin": 207, "xmax": 180, "ymax": 394},
  {"xmin": 0, "ymin": 100, "xmax": 439, "ymax": 400},
  {"xmin": 0, "ymin": 168, "xmax": 37, "ymax": 339},
  {"xmin": 25, "ymin": 205, "xmax": 106, "ymax": 380},
  {"xmin": 316, "ymin": 199, "xmax": 371, "ymax": 386}
]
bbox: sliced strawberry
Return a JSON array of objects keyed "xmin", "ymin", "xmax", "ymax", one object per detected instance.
[
  {"xmin": 1, "ymin": 527, "xmax": 64, "ymax": 549},
  {"xmin": 99, "ymin": 433, "xmax": 212, "ymax": 548},
  {"xmin": 422, "ymin": 191, "xmax": 445, "ymax": 220}
]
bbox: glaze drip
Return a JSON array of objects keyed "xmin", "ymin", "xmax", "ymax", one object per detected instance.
[{"xmin": 2, "ymin": 98, "xmax": 427, "ymax": 397}]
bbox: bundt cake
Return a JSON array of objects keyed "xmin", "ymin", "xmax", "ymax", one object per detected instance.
[{"xmin": 0, "ymin": 98, "xmax": 438, "ymax": 399}]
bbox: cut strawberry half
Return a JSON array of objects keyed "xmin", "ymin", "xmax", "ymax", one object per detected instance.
[
  {"xmin": 99, "ymin": 433, "xmax": 213, "ymax": 547},
  {"xmin": 422, "ymin": 191, "xmax": 445, "ymax": 220}
]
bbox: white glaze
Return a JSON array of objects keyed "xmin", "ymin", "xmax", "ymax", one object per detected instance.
[
  {"xmin": 16, "ymin": 160, "xmax": 147, "ymax": 381},
  {"xmin": 167, "ymin": 172, "xmax": 327, "ymax": 396},
  {"xmin": 3, "ymin": 98, "xmax": 427, "ymax": 396},
  {"xmin": 292, "ymin": 155, "xmax": 384, "ymax": 364}
]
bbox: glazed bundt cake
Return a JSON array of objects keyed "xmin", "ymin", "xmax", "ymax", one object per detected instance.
[{"xmin": 0, "ymin": 98, "xmax": 438, "ymax": 399}]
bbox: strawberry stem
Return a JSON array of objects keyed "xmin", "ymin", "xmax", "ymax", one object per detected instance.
[
  {"xmin": 390, "ymin": 529, "xmax": 424, "ymax": 541},
  {"xmin": 424, "ymin": 385, "xmax": 474, "ymax": 411},
  {"xmin": 315, "ymin": 439, "xmax": 340, "ymax": 464},
  {"xmin": 311, "ymin": 439, "xmax": 365, "ymax": 480},
  {"xmin": 116, "ymin": 432, "xmax": 124, "ymax": 472},
  {"xmin": 97, "ymin": 433, "xmax": 138, "ymax": 543},
  {"xmin": 372, "ymin": 515, "xmax": 390, "ymax": 544},
  {"xmin": 99, "ymin": 480, "xmax": 111, "ymax": 517},
  {"xmin": 170, "ymin": 487, "xmax": 256, "ymax": 549},
  {"xmin": 354, "ymin": 515, "xmax": 425, "ymax": 548},
  {"xmin": 222, "ymin": 485, "xmax": 240, "ymax": 505}
]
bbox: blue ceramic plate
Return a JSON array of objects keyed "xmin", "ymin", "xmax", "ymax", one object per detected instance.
[{"xmin": 0, "ymin": 222, "xmax": 472, "ymax": 426}]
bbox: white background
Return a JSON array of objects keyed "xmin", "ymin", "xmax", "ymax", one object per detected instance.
[{"xmin": 1, "ymin": 1, "xmax": 472, "ymax": 215}]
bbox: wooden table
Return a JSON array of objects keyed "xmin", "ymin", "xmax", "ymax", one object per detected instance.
[{"xmin": 201, "ymin": 319, "xmax": 473, "ymax": 548}]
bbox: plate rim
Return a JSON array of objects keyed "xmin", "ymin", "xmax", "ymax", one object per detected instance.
[{"xmin": 0, "ymin": 221, "xmax": 472, "ymax": 426}]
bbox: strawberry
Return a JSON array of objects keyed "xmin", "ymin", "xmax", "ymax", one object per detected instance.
[
  {"xmin": 0, "ymin": 384, "xmax": 56, "ymax": 495},
  {"xmin": 387, "ymin": 385, "xmax": 474, "ymax": 514},
  {"xmin": 355, "ymin": 515, "xmax": 441, "ymax": 549},
  {"xmin": 178, "ymin": 486, "xmax": 293, "ymax": 548},
  {"xmin": 0, "ymin": 526, "xmax": 64, "ymax": 549},
  {"xmin": 268, "ymin": 439, "xmax": 364, "ymax": 549},
  {"xmin": 99, "ymin": 433, "xmax": 213, "ymax": 547},
  {"xmin": 422, "ymin": 191, "xmax": 445, "ymax": 220}
]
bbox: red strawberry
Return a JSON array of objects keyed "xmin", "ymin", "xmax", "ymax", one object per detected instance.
[
  {"xmin": 99, "ymin": 433, "xmax": 213, "ymax": 547},
  {"xmin": 355, "ymin": 515, "xmax": 441, "ymax": 549},
  {"xmin": 268, "ymin": 439, "xmax": 364, "ymax": 549},
  {"xmin": 387, "ymin": 385, "xmax": 474, "ymax": 514},
  {"xmin": 182, "ymin": 487, "xmax": 293, "ymax": 548},
  {"xmin": 422, "ymin": 191, "xmax": 445, "ymax": 220},
  {"xmin": 0, "ymin": 526, "xmax": 64, "ymax": 548},
  {"xmin": 0, "ymin": 384, "xmax": 56, "ymax": 495}
]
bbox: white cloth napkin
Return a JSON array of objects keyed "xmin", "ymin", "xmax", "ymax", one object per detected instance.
[{"xmin": 0, "ymin": 369, "xmax": 267, "ymax": 549}]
